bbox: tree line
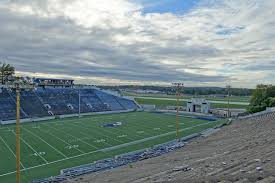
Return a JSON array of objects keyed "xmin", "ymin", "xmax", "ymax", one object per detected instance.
[{"xmin": 101, "ymin": 85, "xmax": 253, "ymax": 96}]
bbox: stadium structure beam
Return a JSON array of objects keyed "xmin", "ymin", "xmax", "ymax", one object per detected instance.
[{"xmin": 172, "ymin": 82, "xmax": 184, "ymax": 139}]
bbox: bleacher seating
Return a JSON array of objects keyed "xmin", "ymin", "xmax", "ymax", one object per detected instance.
[
  {"xmin": 79, "ymin": 89, "xmax": 109, "ymax": 112},
  {"xmin": 0, "ymin": 87, "xmax": 139, "ymax": 121},
  {"xmin": 0, "ymin": 89, "xmax": 19, "ymax": 120},
  {"xmin": 35, "ymin": 88, "xmax": 79, "ymax": 115},
  {"xmin": 116, "ymin": 97, "xmax": 138, "ymax": 110},
  {"xmin": 94, "ymin": 90, "xmax": 125, "ymax": 111},
  {"xmin": 20, "ymin": 90, "xmax": 49, "ymax": 118}
]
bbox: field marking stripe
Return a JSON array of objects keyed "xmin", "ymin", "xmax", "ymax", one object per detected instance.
[
  {"xmin": 69, "ymin": 124, "xmax": 114, "ymax": 147},
  {"xmin": 43, "ymin": 123, "xmax": 100, "ymax": 150},
  {"xmin": 93, "ymin": 122, "xmax": 143, "ymax": 140},
  {"xmin": 104, "ymin": 117, "xmax": 169, "ymax": 139},
  {"xmin": 100, "ymin": 121, "xmax": 218, "ymax": 153},
  {"xmin": 8, "ymin": 127, "xmax": 49, "ymax": 164},
  {"xmin": 77, "ymin": 116, "xmax": 148, "ymax": 140},
  {"xmin": 0, "ymin": 121, "xmax": 219, "ymax": 178},
  {"xmin": 70, "ymin": 123, "xmax": 126, "ymax": 144},
  {"xmin": 84, "ymin": 122, "xmax": 134, "ymax": 142},
  {"xmin": 81, "ymin": 113, "xmax": 200, "ymax": 142},
  {"xmin": 38, "ymin": 128, "xmax": 85, "ymax": 154},
  {"xmin": 0, "ymin": 127, "xmax": 9, "ymax": 131},
  {"xmin": 83, "ymin": 120, "xmax": 144, "ymax": 141},
  {"xmin": 0, "ymin": 135, "xmax": 25, "ymax": 169},
  {"xmin": 117, "ymin": 113, "xmax": 178, "ymax": 135},
  {"xmin": 22, "ymin": 127, "xmax": 68, "ymax": 158}
]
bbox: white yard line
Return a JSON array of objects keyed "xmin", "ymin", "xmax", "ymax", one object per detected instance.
[
  {"xmin": 113, "ymin": 119, "xmax": 165, "ymax": 138},
  {"xmin": 0, "ymin": 127, "xmax": 9, "ymax": 131},
  {"xmin": 22, "ymin": 127, "xmax": 68, "ymax": 158},
  {"xmin": 44, "ymin": 124, "xmax": 99, "ymax": 150},
  {"xmin": 0, "ymin": 147, "xmax": 103, "ymax": 177},
  {"xmin": 70, "ymin": 125, "xmax": 115, "ymax": 146},
  {"xmin": 39, "ymin": 128, "xmax": 85, "ymax": 154},
  {"xmin": 0, "ymin": 135, "xmax": 25, "ymax": 169},
  {"xmin": 70, "ymin": 123, "xmax": 127, "ymax": 144},
  {"xmin": 0, "ymin": 121, "xmax": 218, "ymax": 178},
  {"xmin": 8, "ymin": 127, "xmax": 48, "ymax": 164},
  {"xmin": 96, "ymin": 124, "xmax": 142, "ymax": 141},
  {"xmin": 78, "ymin": 118, "xmax": 147, "ymax": 140}
]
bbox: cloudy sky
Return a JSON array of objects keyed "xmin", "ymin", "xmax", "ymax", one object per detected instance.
[{"xmin": 0, "ymin": 0, "xmax": 274, "ymax": 88}]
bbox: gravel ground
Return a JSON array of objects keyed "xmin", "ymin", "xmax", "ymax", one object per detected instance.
[{"xmin": 64, "ymin": 115, "xmax": 275, "ymax": 183}]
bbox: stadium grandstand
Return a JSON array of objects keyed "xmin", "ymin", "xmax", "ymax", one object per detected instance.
[{"xmin": 0, "ymin": 78, "xmax": 140, "ymax": 124}]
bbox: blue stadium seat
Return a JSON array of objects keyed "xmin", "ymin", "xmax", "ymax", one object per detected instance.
[
  {"xmin": 0, "ymin": 88, "xmax": 28, "ymax": 121},
  {"xmin": 0, "ymin": 87, "xmax": 139, "ymax": 121}
]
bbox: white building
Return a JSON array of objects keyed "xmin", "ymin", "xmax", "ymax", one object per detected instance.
[{"xmin": 186, "ymin": 98, "xmax": 210, "ymax": 114}]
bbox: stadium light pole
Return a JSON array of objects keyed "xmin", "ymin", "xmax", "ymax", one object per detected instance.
[
  {"xmin": 78, "ymin": 89, "xmax": 81, "ymax": 117},
  {"xmin": 172, "ymin": 82, "xmax": 184, "ymax": 139},
  {"xmin": 15, "ymin": 85, "xmax": 21, "ymax": 183},
  {"xmin": 6, "ymin": 80, "xmax": 34, "ymax": 183},
  {"xmin": 226, "ymin": 85, "xmax": 231, "ymax": 118}
]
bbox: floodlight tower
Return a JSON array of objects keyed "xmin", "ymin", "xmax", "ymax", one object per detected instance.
[
  {"xmin": 226, "ymin": 84, "xmax": 231, "ymax": 118},
  {"xmin": 78, "ymin": 89, "xmax": 81, "ymax": 117},
  {"xmin": 6, "ymin": 80, "xmax": 34, "ymax": 183},
  {"xmin": 172, "ymin": 82, "xmax": 184, "ymax": 139}
]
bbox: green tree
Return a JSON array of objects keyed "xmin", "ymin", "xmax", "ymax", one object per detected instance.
[
  {"xmin": 0, "ymin": 63, "xmax": 15, "ymax": 84},
  {"xmin": 248, "ymin": 84, "xmax": 275, "ymax": 113}
]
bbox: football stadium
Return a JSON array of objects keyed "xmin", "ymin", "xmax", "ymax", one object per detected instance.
[
  {"xmin": 1, "ymin": 1, "xmax": 275, "ymax": 183},
  {"xmin": 0, "ymin": 81, "xmax": 226, "ymax": 183}
]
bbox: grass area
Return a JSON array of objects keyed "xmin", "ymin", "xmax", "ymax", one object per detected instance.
[
  {"xmin": 135, "ymin": 98, "xmax": 182, "ymax": 107},
  {"xmin": 123, "ymin": 91, "xmax": 251, "ymax": 102},
  {"xmin": 135, "ymin": 98, "xmax": 248, "ymax": 109},
  {"xmin": 211, "ymin": 103, "xmax": 248, "ymax": 109},
  {"xmin": 0, "ymin": 112, "xmax": 224, "ymax": 183}
]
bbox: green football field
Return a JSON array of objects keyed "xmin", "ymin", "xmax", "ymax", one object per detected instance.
[{"xmin": 0, "ymin": 111, "xmax": 225, "ymax": 183}]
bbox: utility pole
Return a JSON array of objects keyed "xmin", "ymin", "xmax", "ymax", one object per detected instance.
[
  {"xmin": 172, "ymin": 82, "xmax": 184, "ymax": 139},
  {"xmin": 226, "ymin": 85, "xmax": 231, "ymax": 118},
  {"xmin": 6, "ymin": 80, "xmax": 34, "ymax": 183}
]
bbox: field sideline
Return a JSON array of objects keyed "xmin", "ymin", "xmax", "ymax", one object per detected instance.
[{"xmin": 0, "ymin": 112, "xmax": 225, "ymax": 183}]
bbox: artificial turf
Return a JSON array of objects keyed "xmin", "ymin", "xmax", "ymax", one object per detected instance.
[{"xmin": 0, "ymin": 111, "xmax": 225, "ymax": 183}]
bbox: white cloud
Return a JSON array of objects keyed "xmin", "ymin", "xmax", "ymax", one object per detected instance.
[{"xmin": 0, "ymin": 0, "xmax": 275, "ymax": 88}]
